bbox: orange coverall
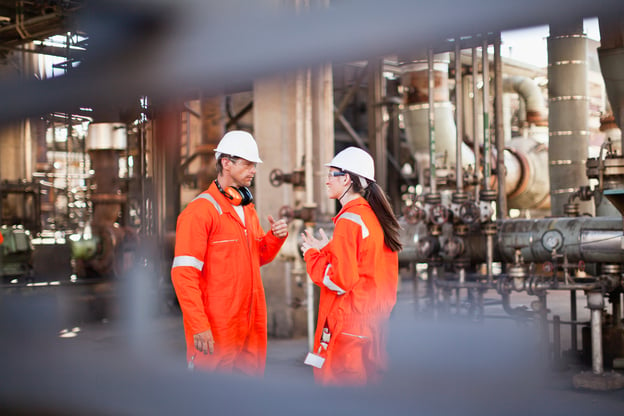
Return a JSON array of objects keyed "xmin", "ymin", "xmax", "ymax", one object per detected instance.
[
  {"xmin": 304, "ymin": 197, "xmax": 398, "ymax": 385},
  {"xmin": 171, "ymin": 182, "xmax": 285, "ymax": 376}
]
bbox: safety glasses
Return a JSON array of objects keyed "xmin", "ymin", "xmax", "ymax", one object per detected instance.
[{"xmin": 327, "ymin": 171, "xmax": 346, "ymax": 179}]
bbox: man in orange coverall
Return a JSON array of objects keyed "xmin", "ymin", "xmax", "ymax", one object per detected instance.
[
  {"xmin": 171, "ymin": 130, "xmax": 288, "ymax": 376},
  {"xmin": 300, "ymin": 147, "xmax": 401, "ymax": 386}
]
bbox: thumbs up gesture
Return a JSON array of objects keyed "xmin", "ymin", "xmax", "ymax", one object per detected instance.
[{"xmin": 268, "ymin": 215, "xmax": 288, "ymax": 239}]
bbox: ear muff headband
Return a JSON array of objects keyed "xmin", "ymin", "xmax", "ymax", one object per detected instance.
[{"xmin": 215, "ymin": 180, "xmax": 253, "ymax": 206}]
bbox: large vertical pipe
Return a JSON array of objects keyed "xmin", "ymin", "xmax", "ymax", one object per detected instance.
[
  {"xmin": 548, "ymin": 21, "xmax": 592, "ymax": 216},
  {"xmin": 400, "ymin": 53, "xmax": 455, "ymax": 187},
  {"xmin": 152, "ymin": 103, "xmax": 181, "ymax": 242},
  {"xmin": 369, "ymin": 58, "xmax": 387, "ymax": 190},
  {"xmin": 428, "ymin": 48, "xmax": 437, "ymax": 194},
  {"xmin": 494, "ymin": 33, "xmax": 507, "ymax": 218},
  {"xmin": 455, "ymin": 41, "xmax": 463, "ymax": 192}
]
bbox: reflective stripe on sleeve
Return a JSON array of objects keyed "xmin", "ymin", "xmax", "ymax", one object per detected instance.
[
  {"xmin": 193, "ymin": 193, "xmax": 222, "ymax": 215},
  {"xmin": 322, "ymin": 264, "xmax": 346, "ymax": 295},
  {"xmin": 336, "ymin": 212, "xmax": 369, "ymax": 239},
  {"xmin": 172, "ymin": 255, "xmax": 204, "ymax": 271}
]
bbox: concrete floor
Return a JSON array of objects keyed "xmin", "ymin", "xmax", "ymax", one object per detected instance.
[{"xmin": 1, "ymin": 276, "xmax": 624, "ymax": 415}]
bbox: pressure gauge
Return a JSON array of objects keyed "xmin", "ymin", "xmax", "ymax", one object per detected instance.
[{"xmin": 542, "ymin": 230, "xmax": 564, "ymax": 251}]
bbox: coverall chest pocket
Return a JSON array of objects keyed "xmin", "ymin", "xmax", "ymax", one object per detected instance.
[{"xmin": 206, "ymin": 238, "xmax": 244, "ymax": 297}]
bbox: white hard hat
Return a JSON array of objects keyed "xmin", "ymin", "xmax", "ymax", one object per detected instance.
[
  {"xmin": 214, "ymin": 130, "xmax": 263, "ymax": 163},
  {"xmin": 325, "ymin": 147, "xmax": 375, "ymax": 182}
]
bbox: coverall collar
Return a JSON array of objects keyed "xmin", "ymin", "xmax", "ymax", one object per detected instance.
[
  {"xmin": 333, "ymin": 196, "xmax": 367, "ymax": 222},
  {"xmin": 207, "ymin": 182, "xmax": 249, "ymax": 228}
]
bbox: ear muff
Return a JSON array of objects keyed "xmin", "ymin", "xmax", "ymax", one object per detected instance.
[
  {"xmin": 237, "ymin": 186, "xmax": 253, "ymax": 206},
  {"xmin": 215, "ymin": 180, "xmax": 253, "ymax": 206}
]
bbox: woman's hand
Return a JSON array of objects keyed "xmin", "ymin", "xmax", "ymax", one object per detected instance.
[{"xmin": 300, "ymin": 228, "xmax": 329, "ymax": 256}]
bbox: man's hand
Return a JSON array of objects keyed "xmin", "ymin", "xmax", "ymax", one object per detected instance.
[
  {"xmin": 268, "ymin": 215, "xmax": 288, "ymax": 239},
  {"xmin": 194, "ymin": 329, "xmax": 215, "ymax": 354}
]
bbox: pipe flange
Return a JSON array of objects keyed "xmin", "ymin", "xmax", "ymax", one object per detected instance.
[
  {"xmin": 479, "ymin": 189, "xmax": 497, "ymax": 202},
  {"xmin": 425, "ymin": 193, "xmax": 441, "ymax": 204},
  {"xmin": 601, "ymin": 263, "xmax": 621, "ymax": 275},
  {"xmin": 428, "ymin": 224, "xmax": 441, "ymax": 236},
  {"xmin": 452, "ymin": 191, "xmax": 469, "ymax": 204},
  {"xmin": 483, "ymin": 222, "xmax": 497, "ymax": 235},
  {"xmin": 508, "ymin": 264, "xmax": 528, "ymax": 279},
  {"xmin": 454, "ymin": 224, "xmax": 468, "ymax": 236},
  {"xmin": 564, "ymin": 203, "xmax": 580, "ymax": 217}
]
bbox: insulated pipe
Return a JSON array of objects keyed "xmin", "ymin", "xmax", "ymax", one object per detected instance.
[
  {"xmin": 497, "ymin": 216, "xmax": 624, "ymax": 263},
  {"xmin": 400, "ymin": 52, "xmax": 455, "ymax": 186},
  {"xmin": 503, "ymin": 76, "xmax": 547, "ymax": 125},
  {"xmin": 399, "ymin": 216, "xmax": 624, "ymax": 264},
  {"xmin": 455, "ymin": 41, "xmax": 463, "ymax": 191},
  {"xmin": 548, "ymin": 22, "xmax": 592, "ymax": 216},
  {"xmin": 505, "ymin": 138, "xmax": 550, "ymax": 210}
]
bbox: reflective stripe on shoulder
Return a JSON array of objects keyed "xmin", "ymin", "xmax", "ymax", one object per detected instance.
[
  {"xmin": 172, "ymin": 255, "xmax": 204, "ymax": 272},
  {"xmin": 336, "ymin": 212, "xmax": 369, "ymax": 239},
  {"xmin": 322, "ymin": 264, "xmax": 346, "ymax": 295},
  {"xmin": 193, "ymin": 193, "xmax": 222, "ymax": 215}
]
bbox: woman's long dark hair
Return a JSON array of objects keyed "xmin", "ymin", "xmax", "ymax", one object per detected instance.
[{"xmin": 349, "ymin": 173, "xmax": 402, "ymax": 252}]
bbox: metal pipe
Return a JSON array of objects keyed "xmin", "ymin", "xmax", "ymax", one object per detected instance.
[
  {"xmin": 503, "ymin": 76, "xmax": 547, "ymax": 124},
  {"xmin": 486, "ymin": 234, "xmax": 494, "ymax": 285},
  {"xmin": 304, "ymin": 68, "xmax": 316, "ymax": 352},
  {"xmin": 482, "ymin": 39, "xmax": 491, "ymax": 191},
  {"xmin": 497, "ymin": 216, "xmax": 624, "ymax": 263},
  {"xmin": 472, "ymin": 46, "xmax": 481, "ymax": 202},
  {"xmin": 591, "ymin": 308, "xmax": 604, "ymax": 374},
  {"xmin": 455, "ymin": 41, "xmax": 463, "ymax": 191},
  {"xmin": 428, "ymin": 48, "xmax": 437, "ymax": 194},
  {"xmin": 570, "ymin": 290, "xmax": 578, "ymax": 352},
  {"xmin": 435, "ymin": 276, "xmax": 601, "ymax": 292},
  {"xmin": 494, "ymin": 33, "xmax": 507, "ymax": 218}
]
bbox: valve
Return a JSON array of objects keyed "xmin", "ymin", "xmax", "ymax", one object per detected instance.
[
  {"xmin": 417, "ymin": 236, "xmax": 440, "ymax": 259},
  {"xmin": 441, "ymin": 236, "xmax": 464, "ymax": 259},
  {"xmin": 269, "ymin": 169, "xmax": 287, "ymax": 187},
  {"xmin": 402, "ymin": 205, "xmax": 426, "ymax": 224},
  {"xmin": 278, "ymin": 205, "xmax": 295, "ymax": 223},
  {"xmin": 429, "ymin": 203, "xmax": 450, "ymax": 225},
  {"xmin": 458, "ymin": 201, "xmax": 480, "ymax": 224},
  {"xmin": 269, "ymin": 168, "xmax": 306, "ymax": 187}
]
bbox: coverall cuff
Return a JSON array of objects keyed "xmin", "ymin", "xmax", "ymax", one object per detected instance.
[
  {"xmin": 269, "ymin": 229, "xmax": 288, "ymax": 240},
  {"xmin": 303, "ymin": 248, "xmax": 320, "ymax": 262}
]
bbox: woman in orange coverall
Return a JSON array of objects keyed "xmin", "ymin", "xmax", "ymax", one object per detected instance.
[
  {"xmin": 171, "ymin": 131, "xmax": 288, "ymax": 376},
  {"xmin": 300, "ymin": 146, "xmax": 402, "ymax": 386}
]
